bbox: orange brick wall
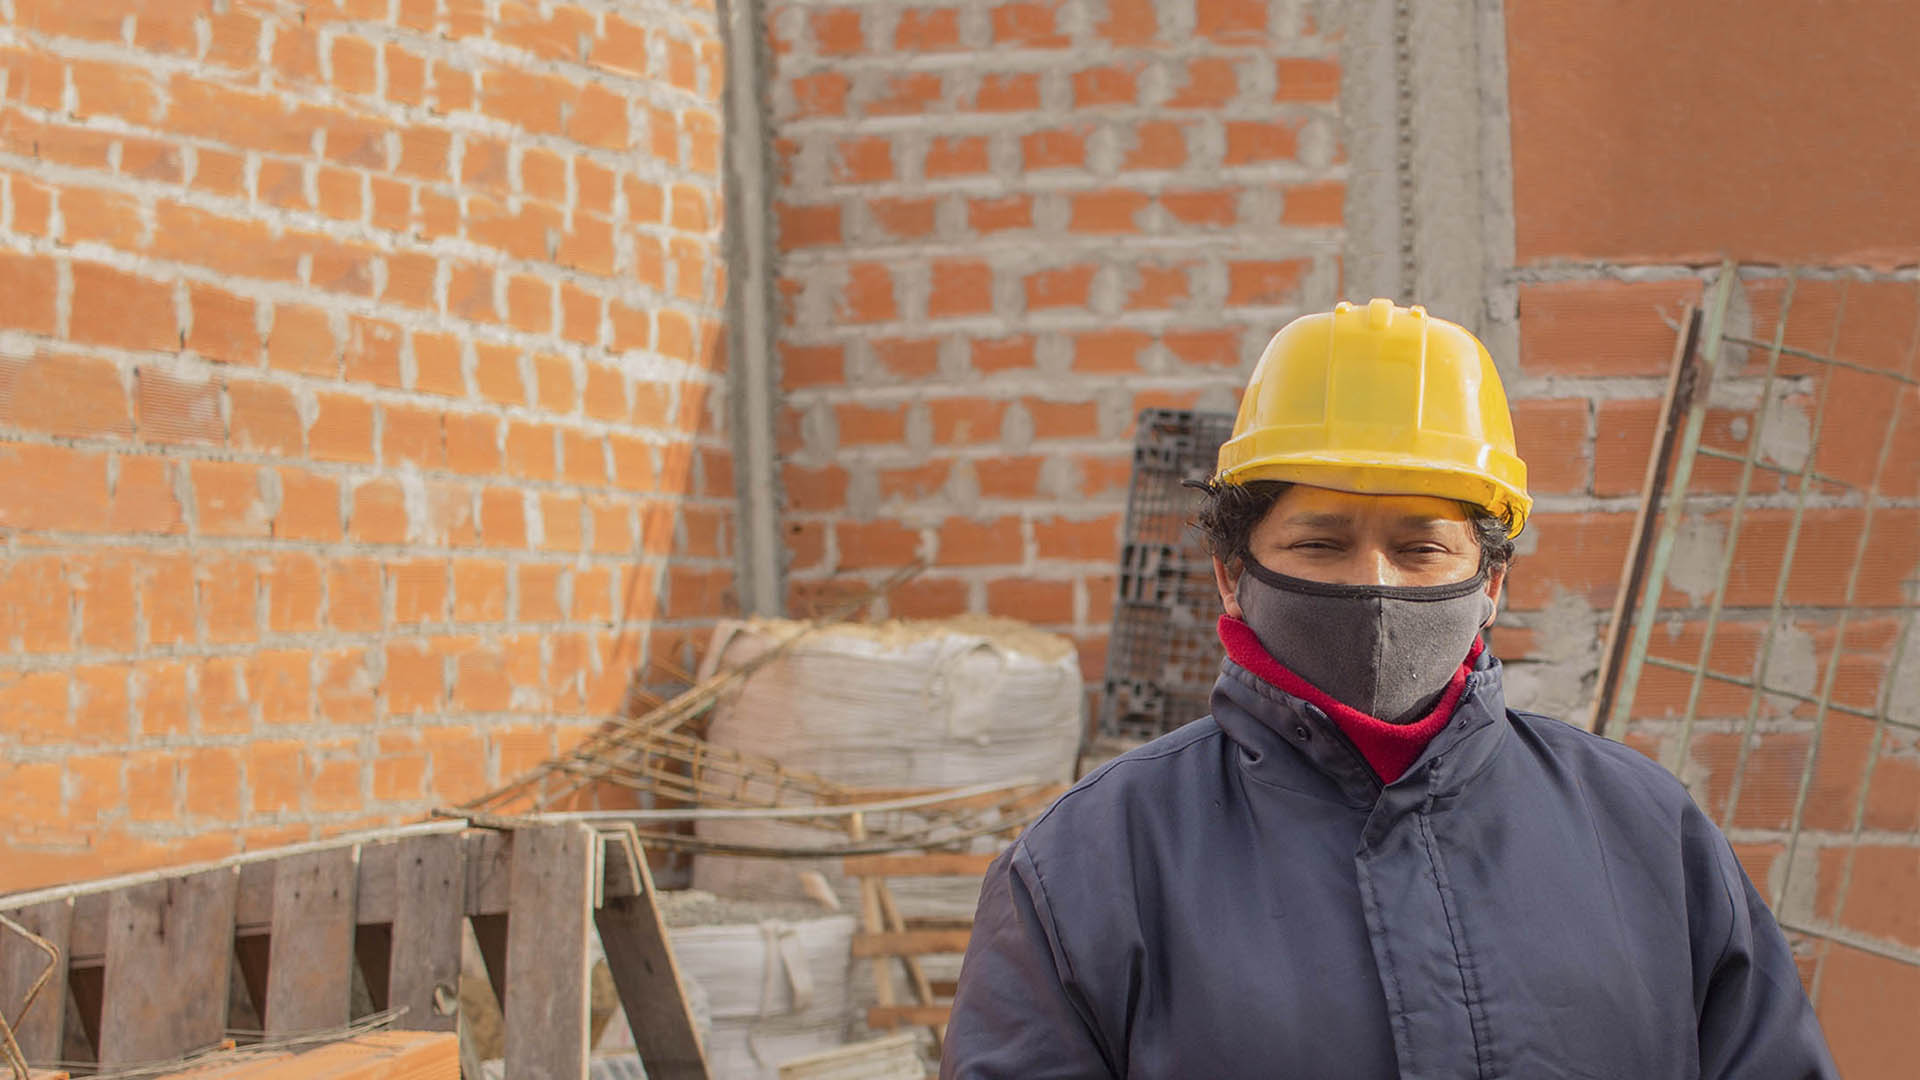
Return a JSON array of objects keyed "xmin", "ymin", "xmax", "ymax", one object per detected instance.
[
  {"xmin": 764, "ymin": 0, "xmax": 1343, "ymax": 691},
  {"xmin": 0, "ymin": 0, "xmax": 736, "ymax": 892},
  {"xmin": 1505, "ymin": 5, "xmax": 1920, "ymax": 1075}
]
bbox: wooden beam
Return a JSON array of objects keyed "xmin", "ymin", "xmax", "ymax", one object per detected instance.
[
  {"xmin": 850, "ymin": 930, "xmax": 975, "ymax": 958},
  {"xmin": 264, "ymin": 847, "xmax": 357, "ymax": 1034},
  {"xmin": 97, "ymin": 868, "xmax": 237, "ymax": 1065},
  {"xmin": 594, "ymin": 825, "xmax": 709, "ymax": 1080},
  {"xmin": 502, "ymin": 824, "xmax": 595, "ymax": 1080},
  {"xmin": 866, "ymin": 1004, "xmax": 953, "ymax": 1029},
  {"xmin": 0, "ymin": 898, "xmax": 70, "ymax": 1064},
  {"xmin": 842, "ymin": 853, "xmax": 999, "ymax": 878},
  {"xmin": 387, "ymin": 832, "xmax": 463, "ymax": 1033}
]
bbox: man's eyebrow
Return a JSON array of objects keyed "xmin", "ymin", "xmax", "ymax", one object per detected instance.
[{"xmin": 1278, "ymin": 512, "xmax": 1354, "ymax": 529}]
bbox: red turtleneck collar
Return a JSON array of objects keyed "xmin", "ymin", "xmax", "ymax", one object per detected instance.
[{"xmin": 1217, "ymin": 615, "xmax": 1483, "ymax": 785}]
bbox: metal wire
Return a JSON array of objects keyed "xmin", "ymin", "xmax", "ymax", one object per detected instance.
[{"xmin": 1608, "ymin": 267, "xmax": 1920, "ymax": 977}]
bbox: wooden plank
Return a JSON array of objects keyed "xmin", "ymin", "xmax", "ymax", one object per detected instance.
[
  {"xmin": 388, "ymin": 832, "xmax": 464, "ymax": 1033},
  {"xmin": 0, "ymin": 898, "xmax": 71, "ymax": 1063},
  {"xmin": 866, "ymin": 1004, "xmax": 953, "ymax": 1029},
  {"xmin": 502, "ymin": 824, "xmax": 594, "ymax": 1080},
  {"xmin": 594, "ymin": 825, "xmax": 709, "ymax": 1080},
  {"xmin": 848, "ymin": 815, "xmax": 894, "ymax": 1012},
  {"xmin": 353, "ymin": 841, "xmax": 398, "ymax": 925},
  {"xmin": 842, "ymin": 853, "xmax": 999, "ymax": 878},
  {"xmin": 97, "ymin": 868, "xmax": 238, "ymax": 1065},
  {"xmin": 876, "ymin": 881, "xmax": 944, "ymax": 1054},
  {"xmin": 64, "ymin": 893, "xmax": 107, "ymax": 967},
  {"xmin": 264, "ymin": 847, "xmax": 357, "ymax": 1034},
  {"xmin": 850, "ymin": 930, "xmax": 975, "ymax": 958},
  {"xmin": 464, "ymin": 830, "xmax": 513, "ymax": 916}
]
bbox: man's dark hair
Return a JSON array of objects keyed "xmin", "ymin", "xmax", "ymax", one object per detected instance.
[{"xmin": 1188, "ymin": 480, "xmax": 1515, "ymax": 574}]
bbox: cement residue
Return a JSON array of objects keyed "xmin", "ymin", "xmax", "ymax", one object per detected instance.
[
  {"xmin": 1665, "ymin": 515, "xmax": 1727, "ymax": 606},
  {"xmin": 655, "ymin": 888, "xmax": 840, "ymax": 928},
  {"xmin": 739, "ymin": 615, "xmax": 1078, "ymax": 663}
]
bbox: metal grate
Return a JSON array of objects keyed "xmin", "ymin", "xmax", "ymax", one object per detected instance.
[
  {"xmin": 1600, "ymin": 265, "xmax": 1920, "ymax": 986},
  {"xmin": 1101, "ymin": 409, "xmax": 1237, "ymax": 741}
]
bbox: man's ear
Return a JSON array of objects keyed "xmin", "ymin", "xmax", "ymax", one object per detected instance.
[
  {"xmin": 1482, "ymin": 565, "xmax": 1507, "ymax": 628},
  {"xmin": 1215, "ymin": 556, "xmax": 1244, "ymax": 619}
]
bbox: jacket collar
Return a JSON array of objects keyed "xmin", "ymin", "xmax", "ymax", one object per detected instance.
[{"xmin": 1210, "ymin": 647, "xmax": 1511, "ymax": 807}]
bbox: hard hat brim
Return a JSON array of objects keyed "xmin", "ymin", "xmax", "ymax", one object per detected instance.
[{"xmin": 1214, "ymin": 450, "xmax": 1532, "ymax": 538}]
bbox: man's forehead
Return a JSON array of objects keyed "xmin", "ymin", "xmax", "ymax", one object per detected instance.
[{"xmin": 1266, "ymin": 485, "xmax": 1470, "ymax": 527}]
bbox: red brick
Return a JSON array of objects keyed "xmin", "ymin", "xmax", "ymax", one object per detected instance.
[
  {"xmin": 309, "ymin": 391, "xmax": 377, "ymax": 463},
  {"xmin": 135, "ymin": 366, "xmax": 222, "ymax": 445},
  {"xmin": 193, "ymin": 461, "xmax": 272, "ymax": 537},
  {"xmin": 390, "ymin": 559, "xmax": 447, "ymax": 624},
  {"xmin": 1281, "ymin": 181, "xmax": 1344, "ymax": 227},
  {"xmin": 1518, "ymin": 279, "xmax": 1702, "ymax": 376},
  {"xmin": 1124, "ymin": 121, "xmax": 1188, "ymax": 170},
  {"xmin": 59, "ymin": 186, "xmax": 144, "ymax": 247},
  {"xmin": 924, "ymin": 136, "xmax": 990, "ymax": 178},
  {"xmin": 0, "ymin": 556, "xmax": 69, "ymax": 655},
  {"xmin": 810, "ymin": 8, "xmax": 865, "ymax": 54},
  {"xmin": 109, "ymin": 454, "xmax": 183, "ymax": 535},
  {"xmin": 973, "ymin": 336, "xmax": 1036, "ymax": 373},
  {"xmin": 841, "ymin": 262, "xmax": 898, "ymax": 323},
  {"xmin": 895, "ymin": 8, "xmax": 962, "ymax": 51},
  {"xmin": 1027, "ymin": 397, "xmax": 1101, "ymax": 439},
  {"xmin": 1511, "ymin": 398, "xmax": 1591, "ymax": 495},
  {"xmin": 1025, "ymin": 264, "xmax": 1095, "ymax": 310},
  {"xmin": 1023, "ymin": 128, "xmax": 1087, "ymax": 170},
  {"xmin": 891, "ymin": 577, "xmax": 970, "ymax": 619},
  {"xmin": 70, "ymin": 263, "xmax": 178, "ymax": 352},
  {"xmin": 991, "ymin": 1, "xmax": 1069, "ymax": 47},
  {"xmin": 833, "ymin": 136, "xmax": 894, "ymax": 183},
  {"xmin": 838, "ymin": 519, "xmax": 923, "ymax": 568},
  {"xmin": 187, "ymin": 284, "xmax": 260, "ymax": 364},
  {"xmin": 1074, "ymin": 328, "xmax": 1153, "ymax": 373},
  {"xmin": 1227, "ymin": 259, "xmax": 1309, "ymax": 306},
  {"xmin": 1224, "ymin": 120, "xmax": 1301, "ymax": 164},
  {"xmin": 1073, "ymin": 64, "xmax": 1140, "ymax": 107},
  {"xmin": 1195, "ymin": 0, "xmax": 1267, "ymax": 42},
  {"xmin": 480, "ymin": 487, "xmax": 528, "ymax": 548},
  {"xmin": 505, "ymin": 421, "xmax": 558, "ymax": 481},
  {"xmin": 977, "ymin": 455, "xmax": 1044, "ymax": 498},
  {"xmin": 275, "ymin": 468, "xmax": 342, "ymax": 542},
  {"xmin": 1168, "ymin": 57, "xmax": 1239, "ymax": 108},
  {"xmin": 0, "ymin": 253, "xmax": 55, "ymax": 336},
  {"xmin": 1070, "ymin": 190, "xmax": 1149, "ymax": 233},
  {"xmin": 970, "ymin": 72, "xmax": 1039, "ymax": 112},
  {"xmin": 938, "ymin": 516, "xmax": 1024, "ymax": 566},
  {"xmin": 1504, "ymin": 511, "xmax": 1637, "ymax": 610},
  {"xmin": 988, "ymin": 578, "xmax": 1075, "ymax": 623},
  {"xmin": 970, "ymin": 194, "xmax": 1033, "ymax": 234},
  {"xmin": 872, "ymin": 72, "xmax": 945, "ymax": 116},
  {"xmin": 73, "ymin": 554, "xmax": 137, "ymax": 652},
  {"xmin": 0, "ymin": 443, "xmax": 110, "ymax": 532},
  {"xmin": 789, "ymin": 71, "xmax": 850, "ymax": 118},
  {"xmin": 0, "ymin": 352, "xmax": 129, "ymax": 439},
  {"xmin": 929, "ymin": 259, "xmax": 994, "ymax": 318},
  {"xmin": 199, "ymin": 556, "xmax": 260, "ymax": 644},
  {"xmin": 268, "ymin": 304, "xmax": 342, "ymax": 376},
  {"xmin": 1275, "ymin": 57, "xmax": 1340, "ymax": 102},
  {"xmin": 870, "ymin": 197, "xmax": 938, "ymax": 240},
  {"xmin": 1035, "ymin": 515, "xmax": 1120, "ymax": 560},
  {"xmin": 873, "ymin": 337, "xmax": 940, "ymax": 379},
  {"xmin": 138, "ymin": 554, "xmax": 194, "ymax": 647},
  {"xmin": 349, "ymin": 477, "xmax": 409, "ymax": 544},
  {"xmin": 0, "ymin": 670, "xmax": 67, "ymax": 745}
]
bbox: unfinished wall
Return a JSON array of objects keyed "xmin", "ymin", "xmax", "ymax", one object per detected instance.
[
  {"xmin": 764, "ymin": 0, "xmax": 1344, "ymax": 692},
  {"xmin": 1503, "ymin": 3, "xmax": 1920, "ymax": 1075},
  {"xmin": 0, "ymin": 0, "xmax": 736, "ymax": 892}
]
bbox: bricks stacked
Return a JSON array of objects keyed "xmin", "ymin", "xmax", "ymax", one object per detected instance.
[
  {"xmin": 0, "ymin": 0, "xmax": 733, "ymax": 890},
  {"xmin": 766, "ymin": 0, "xmax": 1344, "ymax": 697}
]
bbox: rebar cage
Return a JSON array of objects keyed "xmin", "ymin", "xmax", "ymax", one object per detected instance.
[
  {"xmin": 1603, "ymin": 266, "xmax": 1920, "ymax": 989},
  {"xmin": 1100, "ymin": 409, "xmax": 1237, "ymax": 741}
]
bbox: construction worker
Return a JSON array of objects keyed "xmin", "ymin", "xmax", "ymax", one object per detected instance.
[{"xmin": 941, "ymin": 300, "xmax": 1837, "ymax": 1078}]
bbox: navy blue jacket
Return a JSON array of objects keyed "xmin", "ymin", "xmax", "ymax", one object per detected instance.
[{"xmin": 942, "ymin": 652, "xmax": 1836, "ymax": 1078}]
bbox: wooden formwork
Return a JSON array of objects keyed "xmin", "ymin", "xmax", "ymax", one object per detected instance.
[{"xmin": 0, "ymin": 822, "xmax": 707, "ymax": 1080}]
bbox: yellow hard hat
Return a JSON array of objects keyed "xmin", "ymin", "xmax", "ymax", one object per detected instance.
[{"xmin": 1215, "ymin": 298, "xmax": 1532, "ymax": 537}]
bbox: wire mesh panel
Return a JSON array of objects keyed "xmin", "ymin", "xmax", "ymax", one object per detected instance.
[
  {"xmin": 1604, "ymin": 267, "xmax": 1920, "ymax": 990},
  {"xmin": 1101, "ymin": 409, "xmax": 1237, "ymax": 741}
]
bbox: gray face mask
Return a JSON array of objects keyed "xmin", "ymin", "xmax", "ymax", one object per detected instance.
[{"xmin": 1234, "ymin": 558, "xmax": 1494, "ymax": 724}]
